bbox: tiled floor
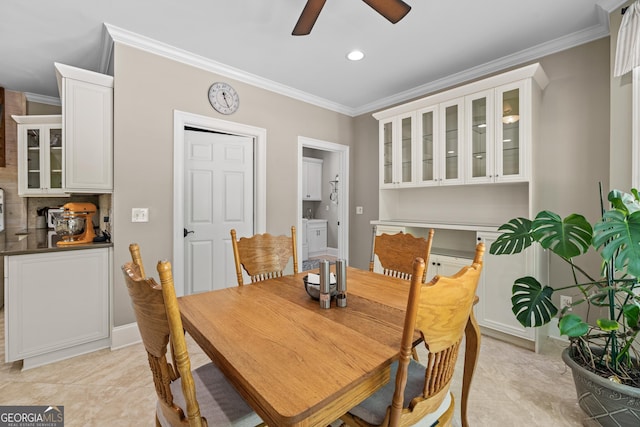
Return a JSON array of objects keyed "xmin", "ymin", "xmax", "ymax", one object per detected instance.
[{"xmin": 0, "ymin": 307, "xmax": 584, "ymax": 426}]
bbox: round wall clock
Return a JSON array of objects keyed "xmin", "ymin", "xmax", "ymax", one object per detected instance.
[{"xmin": 208, "ymin": 82, "xmax": 240, "ymax": 115}]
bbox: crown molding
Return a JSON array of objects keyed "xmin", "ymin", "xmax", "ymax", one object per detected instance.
[
  {"xmin": 104, "ymin": 11, "xmax": 612, "ymax": 118},
  {"xmin": 103, "ymin": 23, "xmax": 353, "ymax": 116},
  {"xmin": 25, "ymin": 92, "xmax": 61, "ymax": 106},
  {"xmin": 99, "ymin": 24, "xmax": 115, "ymax": 75}
]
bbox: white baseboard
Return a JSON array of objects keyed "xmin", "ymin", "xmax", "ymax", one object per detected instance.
[
  {"xmin": 547, "ymin": 317, "xmax": 569, "ymax": 343},
  {"xmin": 111, "ymin": 322, "xmax": 141, "ymax": 350}
]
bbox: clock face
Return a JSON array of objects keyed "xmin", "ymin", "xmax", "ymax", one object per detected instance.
[{"xmin": 208, "ymin": 82, "xmax": 239, "ymax": 115}]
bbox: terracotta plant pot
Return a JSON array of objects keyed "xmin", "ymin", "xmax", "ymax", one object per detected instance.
[{"xmin": 562, "ymin": 348, "xmax": 640, "ymax": 426}]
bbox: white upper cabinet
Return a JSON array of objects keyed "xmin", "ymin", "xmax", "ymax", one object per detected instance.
[
  {"xmin": 55, "ymin": 63, "xmax": 114, "ymax": 193},
  {"xmin": 494, "ymin": 81, "xmax": 529, "ymax": 183},
  {"xmin": 465, "ymin": 81, "xmax": 530, "ymax": 184},
  {"xmin": 302, "ymin": 157, "xmax": 323, "ymax": 200},
  {"xmin": 13, "ymin": 115, "xmax": 67, "ymax": 197},
  {"xmin": 374, "ymin": 63, "xmax": 547, "ymax": 189},
  {"xmin": 379, "ymin": 112, "xmax": 415, "ymax": 188}
]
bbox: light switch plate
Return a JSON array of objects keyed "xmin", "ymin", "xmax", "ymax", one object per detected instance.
[
  {"xmin": 132, "ymin": 208, "xmax": 149, "ymax": 223},
  {"xmin": 356, "ymin": 206, "xmax": 363, "ymax": 214}
]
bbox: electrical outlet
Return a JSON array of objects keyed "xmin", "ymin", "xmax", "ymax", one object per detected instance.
[
  {"xmin": 560, "ymin": 295, "xmax": 572, "ymax": 311},
  {"xmin": 132, "ymin": 208, "xmax": 149, "ymax": 223}
]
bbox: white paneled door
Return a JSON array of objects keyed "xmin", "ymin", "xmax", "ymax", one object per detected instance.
[{"xmin": 184, "ymin": 130, "xmax": 253, "ymax": 293}]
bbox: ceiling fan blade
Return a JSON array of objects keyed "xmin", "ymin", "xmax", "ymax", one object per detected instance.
[
  {"xmin": 292, "ymin": 0, "xmax": 327, "ymax": 36},
  {"xmin": 361, "ymin": 0, "xmax": 411, "ymax": 24}
]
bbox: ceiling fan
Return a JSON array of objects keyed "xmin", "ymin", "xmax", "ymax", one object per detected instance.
[{"xmin": 292, "ymin": 0, "xmax": 412, "ymax": 36}]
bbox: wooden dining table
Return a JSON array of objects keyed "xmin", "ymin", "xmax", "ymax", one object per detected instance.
[{"xmin": 178, "ymin": 266, "xmax": 480, "ymax": 426}]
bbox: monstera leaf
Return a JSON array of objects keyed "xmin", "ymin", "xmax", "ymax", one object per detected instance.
[
  {"xmin": 530, "ymin": 211, "xmax": 593, "ymax": 259},
  {"xmin": 559, "ymin": 314, "xmax": 589, "ymax": 337},
  {"xmin": 511, "ymin": 276, "xmax": 557, "ymax": 328},
  {"xmin": 489, "ymin": 217, "xmax": 533, "ymax": 255},
  {"xmin": 593, "ymin": 209, "xmax": 640, "ymax": 278},
  {"xmin": 607, "ymin": 189, "xmax": 640, "ymax": 214}
]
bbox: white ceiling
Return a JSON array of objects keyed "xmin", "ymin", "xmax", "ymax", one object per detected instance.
[{"xmin": 1, "ymin": 0, "xmax": 626, "ymax": 116}]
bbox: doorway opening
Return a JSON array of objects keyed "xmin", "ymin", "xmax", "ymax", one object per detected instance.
[
  {"xmin": 173, "ymin": 110, "xmax": 266, "ymax": 296},
  {"xmin": 297, "ymin": 136, "xmax": 350, "ymax": 266}
]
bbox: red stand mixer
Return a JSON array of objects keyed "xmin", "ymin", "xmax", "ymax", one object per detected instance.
[{"xmin": 53, "ymin": 202, "xmax": 97, "ymax": 246}]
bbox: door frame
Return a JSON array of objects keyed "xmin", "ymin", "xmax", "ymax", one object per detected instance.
[
  {"xmin": 297, "ymin": 136, "xmax": 350, "ymax": 264},
  {"xmin": 173, "ymin": 110, "xmax": 267, "ymax": 296}
]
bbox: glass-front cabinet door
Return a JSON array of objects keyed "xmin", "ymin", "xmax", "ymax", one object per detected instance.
[
  {"xmin": 15, "ymin": 115, "xmax": 66, "ymax": 196},
  {"xmin": 466, "ymin": 89, "xmax": 494, "ymax": 183},
  {"xmin": 496, "ymin": 81, "xmax": 527, "ymax": 182},
  {"xmin": 416, "ymin": 106, "xmax": 438, "ymax": 186},
  {"xmin": 439, "ymin": 98, "xmax": 464, "ymax": 185},
  {"xmin": 49, "ymin": 127, "xmax": 63, "ymax": 190},
  {"xmin": 379, "ymin": 113, "xmax": 415, "ymax": 188},
  {"xmin": 26, "ymin": 128, "xmax": 42, "ymax": 190},
  {"xmin": 399, "ymin": 114, "xmax": 413, "ymax": 185},
  {"xmin": 381, "ymin": 119, "xmax": 394, "ymax": 187}
]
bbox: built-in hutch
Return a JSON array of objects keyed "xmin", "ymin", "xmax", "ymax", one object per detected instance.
[{"xmin": 372, "ymin": 63, "xmax": 550, "ymax": 351}]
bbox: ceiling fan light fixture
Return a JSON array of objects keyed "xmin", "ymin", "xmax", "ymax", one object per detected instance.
[{"xmin": 347, "ymin": 50, "xmax": 365, "ymax": 61}]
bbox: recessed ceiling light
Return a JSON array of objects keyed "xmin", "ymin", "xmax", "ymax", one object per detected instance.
[{"xmin": 347, "ymin": 50, "xmax": 365, "ymax": 61}]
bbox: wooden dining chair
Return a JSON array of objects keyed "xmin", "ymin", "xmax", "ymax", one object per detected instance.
[
  {"xmin": 230, "ymin": 226, "xmax": 298, "ymax": 285},
  {"xmin": 341, "ymin": 243, "xmax": 485, "ymax": 427},
  {"xmin": 369, "ymin": 228, "xmax": 435, "ymax": 283},
  {"xmin": 122, "ymin": 258, "xmax": 264, "ymax": 427}
]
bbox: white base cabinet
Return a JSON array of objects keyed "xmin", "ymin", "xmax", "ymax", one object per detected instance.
[
  {"xmin": 307, "ymin": 219, "xmax": 328, "ymax": 258},
  {"xmin": 425, "ymin": 253, "xmax": 472, "ymax": 284},
  {"xmin": 475, "ymin": 232, "xmax": 543, "ymax": 347},
  {"xmin": 4, "ymin": 248, "xmax": 111, "ymax": 369}
]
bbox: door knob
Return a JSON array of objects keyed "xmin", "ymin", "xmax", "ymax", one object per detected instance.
[{"xmin": 184, "ymin": 228, "xmax": 194, "ymax": 238}]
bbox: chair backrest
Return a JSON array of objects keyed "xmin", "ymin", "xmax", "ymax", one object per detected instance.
[
  {"xmin": 122, "ymin": 259, "xmax": 206, "ymax": 427},
  {"xmin": 369, "ymin": 228, "xmax": 435, "ymax": 282},
  {"xmin": 129, "ymin": 243, "xmax": 146, "ymax": 278},
  {"xmin": 230, "ymin": 226, "xmax": 298, "ymax": 285},
  {"xmin": 388, "ymin": 242, "xmax": 485, "ymax": 426}
]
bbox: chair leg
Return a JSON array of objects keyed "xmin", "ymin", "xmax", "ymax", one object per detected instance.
[
  {"xmin": 435, "ymin": 392, "xmax": 455, "ymax": 427},
  {"xmin": 461, "ymin": 312, "xmax": 481, "ymax": 427}
]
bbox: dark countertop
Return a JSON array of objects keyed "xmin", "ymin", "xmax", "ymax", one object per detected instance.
[{"xmin": 0, "ymin": 228, "xmax": 112, "ymax": 256}]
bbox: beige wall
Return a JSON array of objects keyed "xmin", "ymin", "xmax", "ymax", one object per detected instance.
[
  {"xmin": 27, "ymin": 101, "xmax": 61, "ymax": 115},
  {"xmin": 112, "ymin": 44, "xmax": 354, "ymax": 326}
]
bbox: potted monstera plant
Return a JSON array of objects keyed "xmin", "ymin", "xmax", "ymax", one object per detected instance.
[{"xmin": 490, "ymin": 187, "xmax": 640, "ymax": 426}]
